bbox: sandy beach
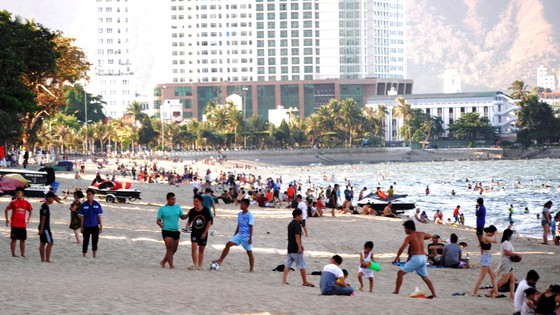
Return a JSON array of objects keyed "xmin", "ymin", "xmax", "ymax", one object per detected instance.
[{"xmin": 1, "ymin": 156, "xmax": 558, "ymax": 314}]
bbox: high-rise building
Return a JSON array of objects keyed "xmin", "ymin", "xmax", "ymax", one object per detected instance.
[
  {"xmin": 89, "ymin": 0, "xmax": 138, "ymax": 118},
  {"xmin": 166, "ymin": 0, "xmax": 406, "ymax": 84},
  {"xmin": 537, "ymin": 65, "xmax": 557, "ymax": 91}
]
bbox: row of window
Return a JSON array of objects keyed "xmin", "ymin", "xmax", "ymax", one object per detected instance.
[
  {"xmin": 256, "ymin": 47, "xmax": 318, "ymax": 56},
  {"xmin": 96, "ymin": 38, "xmax": 129, "ymax": 45},
  {"xmin": 97, "ymin": 17, "xmax": 128, "ymax": 23},
  {"xmin": 99, "ymin": 79, "xmax": 130, "ymax": 85},
  {"xmin": 99, "ymin": 90, "xmax": 131, "ymax": 96},
  {"xmin": 256, "ymin": 3, "xmax": 316, "ymax": 11},
  {"xmin": 257, "ymin": 20, "xmax": 318, "ymax": 29},
  {"xmin": 256, "ymin": 12, "xmax": 318, "ymax": 20},
  {"xmin": 97, "ymin": 7, "xmax": 128, "ymax": 13},
  {"xmin": 97, "ymin": 28, "xmax": 128, "ymax": 34},
  {"xmin": 256, "ymin": 29, "xmax": 317, "ymax": 38},
  {"xmin": 256, "ymin": 75, "xmax": 314, "ymax": 81},
  {"xmin": 256, "ymin": 66, "xmax": 314, "ymax": 74}
]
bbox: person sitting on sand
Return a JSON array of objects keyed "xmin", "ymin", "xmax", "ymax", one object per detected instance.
[
  {"xmin": 339, "ymin": 196, "xmax": 354, "ymax": 214},
  {"xmin": 362, "ymin": 202, "xmax": 376, "ymax": 215},
  {"xmin": 319, "ymin": 255, "xmax": 354, "ymax": 296},
  {"xmin": 434, "ymin": 210, "xmax": 444, "ymax": 224},
  {"xmin": 427, "ymin": 234, "xmax": 444, "ymax": 265},
  {"xmin": 383, "ymin": 202, "xmax": 399, "ymax": 218},
  {"xmin": 441, "ymin": 233, "xmax": 464, "ymax": 268},
  {"xmin": 413, "ymin": 208, "xmax": 427, "ymax": 224}
]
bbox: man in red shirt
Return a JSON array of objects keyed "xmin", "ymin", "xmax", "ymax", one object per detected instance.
[
  {"xmin": 5, "ymin": 187, "xmax": 33, "ymax": 257},
  {"xmin": 453, "ymin": 205, "xmax": 461, "ymax": 225}
]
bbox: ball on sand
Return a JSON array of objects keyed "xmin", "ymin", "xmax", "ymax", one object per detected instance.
[{"xmin": 210, "ymin": 262, "xmax": 220, "ymax": 270}]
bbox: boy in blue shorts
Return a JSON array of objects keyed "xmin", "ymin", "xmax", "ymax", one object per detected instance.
[
  {"xmin": 393, "ymin": 220, "xmax": 437, "ymax": 298},
  {"xmin": 212, "ymin": 198, "xmax": 254, "ymax": 271}
]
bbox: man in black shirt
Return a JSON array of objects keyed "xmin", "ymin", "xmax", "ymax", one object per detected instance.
[
  {"xmin": 281, "ymin": 209, "xmax": 314, "ymax": 287},
  {"xmin": 186, "ymin": 195, "xmax": 213, "ymax": 270},
  {"xmin": 38, "ymin": 192, "xmax": 56, "ymax": 262}
]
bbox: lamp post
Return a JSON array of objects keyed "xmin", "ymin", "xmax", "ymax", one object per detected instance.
[
  {"xmin": 242, "ymin": 87, "xmax": 248, "ymax": 149},
  {"xmin": 84, "ymin": 87, "xmax": 88, "ymax": 155},
  {"xmin": 161, "ymin": 85, "xmax": 166, "ymax": 152}
]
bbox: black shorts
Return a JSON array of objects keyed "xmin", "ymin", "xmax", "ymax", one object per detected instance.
[
  {"xmin": 273, "ymin": 190, "xmax": 279, "ymax": 198},
  {"xmin": 10, "ymin": 227, "xmax": 27, "ymax": 240},
  {"xmin": 162, "ymin": 230, "xmax": 180, "ymax": 240},
  {"xmin": 39, "ymin": 230, "xmax": 54, "ymax": 244},
  {"xmin": 191, "ymin": 234, "xmax": 208, "ymax": 246},
  {"xmin": 476, "ymin": 226, "xmax": 484, "ymax": 236},
  {"xmin": 300, "ymin": 220, "xmax": 306, "ymax": 228}
]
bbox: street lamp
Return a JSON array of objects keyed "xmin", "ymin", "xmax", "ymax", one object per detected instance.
[
  {"xmin": 242, "ymin": 87, "xmax": 248, "ymax": 149},
  {"xmin": 161, "ymin": 85, "xmax": 166, "ymax": 152},
  {"xmin": 84, "ymin": 88, "xmax": 89, "ymax": 155}
]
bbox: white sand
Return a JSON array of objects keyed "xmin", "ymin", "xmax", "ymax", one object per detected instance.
[{"xmin": 1, "ymin": 158, "xmax": 558, "ymax": 314}]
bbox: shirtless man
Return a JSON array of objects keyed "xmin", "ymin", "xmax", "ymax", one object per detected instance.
[
  {"xmin": 383, "ymin": 202, "xmax": 399, "ymax": 218},
  {"xmin": 393, "ymin": 220, "xmax": 437, "ymax": 298}
]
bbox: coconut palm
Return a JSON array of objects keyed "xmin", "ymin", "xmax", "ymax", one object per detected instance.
[
  {"xmin": 393, "ymin": 96, "xmax": 412, "ymax": 144},
  {"xmin": 508, "ymin": 80, "xmax": 529, "ymax": 101}
]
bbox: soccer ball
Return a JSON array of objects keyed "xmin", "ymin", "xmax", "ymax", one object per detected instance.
[
  {"xmin": 210, "ymin": 230, "xmax": 217, "ymax": 236},
  {"xmin": 210, "ymin": 262, "xmax": 220, "ymax": 270}
]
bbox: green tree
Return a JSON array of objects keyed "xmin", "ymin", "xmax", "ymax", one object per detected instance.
[
  {"xmin": 448, "ymin": 113, "xmax": 496, "ymax": 140},
  {"xmin": 516, "ymin": 94, "xmax": 560, "ymax": 145}
]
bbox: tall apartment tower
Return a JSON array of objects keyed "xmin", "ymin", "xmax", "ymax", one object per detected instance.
[
  {"xmin": 89, "ymin": 0, "xmax": 138, "ymax": 118},
  {"xmin": 167, "ymin": 0, "xmax": 406, "ymax": 84},
  {"xmin": 537, "ymin": 65, "xmax": 557, "ymax": 91}
]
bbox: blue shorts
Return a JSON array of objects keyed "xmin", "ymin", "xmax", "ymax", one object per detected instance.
[
  {"xmin": 400, "ymin": 254, "xmax": 428, "ymax": 277},
  {"xmin": 480, "ymin": 252, "xmax": 492, "ymax": 267},
  {"xmin": 230, "ymin": 233, "xmax": 252, "ymax": 251}
]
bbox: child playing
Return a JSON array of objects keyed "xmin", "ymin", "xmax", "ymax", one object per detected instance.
[
  {"xmin": 521, "ymin": 287, "xmax": 537, "ymax": 315},
  {"xmin": 358, "ymin": 241, "xmax": 375, "ymax": 292}
]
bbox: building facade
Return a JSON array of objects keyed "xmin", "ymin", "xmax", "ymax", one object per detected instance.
[
  {"xmin": 166, "ymin": 0, "xmax": 406, "ymax": 84},
  {"xmin": 154, "ymin": 78, "xmax": 412, "ymax": 122},
  {"xmin": 89, "ymin": 0, "xmax": 139, "ymax": 118},
  {"xmin": 537, "ymin": 65, "xmax": 557, "ymax": 91},
  {"xmin": 366, "ymin": 92, "xmax": 521, "ymax": 142}
]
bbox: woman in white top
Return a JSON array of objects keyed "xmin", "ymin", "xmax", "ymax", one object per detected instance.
[{"xmin": 495, "ymin": 229, "xmax": 519, "ymax": 299}]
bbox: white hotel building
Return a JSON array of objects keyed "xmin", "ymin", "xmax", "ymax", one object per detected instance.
[
  {"xmin": 366, "ymin": 92, "xmax": 521, "ymax": 143},
  {"xmin": 166, "ymin": 0, "xmax": 406, "ymax": 84},
  {"xmin": 89, "ymin": 0, "xmax": 139, "ymax": 118}
]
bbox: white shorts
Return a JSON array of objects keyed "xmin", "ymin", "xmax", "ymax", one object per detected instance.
[{"xmin": 358, "ymin": 267, "xmax": 374, "ymax": 278}]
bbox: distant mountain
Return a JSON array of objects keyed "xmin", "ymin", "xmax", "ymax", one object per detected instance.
[{"xmin": 406, "ymin": 0, "xmax": 560, "ymax": 93}]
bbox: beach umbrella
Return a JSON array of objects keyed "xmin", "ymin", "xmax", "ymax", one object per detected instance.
[{"xmin": 3, "ymin": 174, "xmax": 30, "ymax": 186}]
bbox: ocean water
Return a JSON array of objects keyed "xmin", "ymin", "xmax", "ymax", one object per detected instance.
[{"xmin": 263, "ymin": 158, "xmax": 559, "ymax": 239}]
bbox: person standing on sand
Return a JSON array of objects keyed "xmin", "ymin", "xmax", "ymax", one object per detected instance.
[
  {"xmin": 453, "ymin": 205, "xmax": 461, "ymax": 224},
  {"xmin": 392, "ymin": 220, "xmax": 437, "ymax": 298},
  {"xmin": 328, "ymin": 184, "xmax": 339, "ymax": 217},
  {"xmin": 185, "ymin": 195, "xmax": 212, "ymax": 270},
  {"xmin": 541, "ymin": 201, "xmax": 552, "ymax": 245},
  {"xmin": 80, "ymin": 188, "xmax": 103, "ymax": 258},
  {"xmin": 38, "ymin": 192, "xmax": 56, "ymax": 262},
  {"xmin": 212, "ymin": 198, "xmax": 254, "ymax": 272},
  {"xmin": 5, "ymin": 187, "xmax": 33, "ymax": 257},
  {"xmin": 69, "ymin": 190, "xmax": 84, "ymax": 244},
  {"xmin": 282, "ymin": 209, "xmax": 314, "ymax": 287},
  {"xmin": 157, "ymin": 192, "xmax": 188, "ymax": 269},
  {"xmin": 471, "ymin": 225, "xmax": 498, "ymax": 297},
  {"xmin": 476, "ymin": 198, "xmax": 486, "ymax": 242}
]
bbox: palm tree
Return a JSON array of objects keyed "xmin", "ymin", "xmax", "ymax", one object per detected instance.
[
  {"xmin": 339, "ymin": 98, "xmax": 362, "ymax": 147},
  {"xmin": 125, "ymin": 101, "xmax": 147, "ymax": 121},
  {"xmin": 508, "ymin": 80, "xmax": 529, "ymax": 101},
  {"xmin": 393, "ymin": 97, "xmax": 412, "ymax": 144}
]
